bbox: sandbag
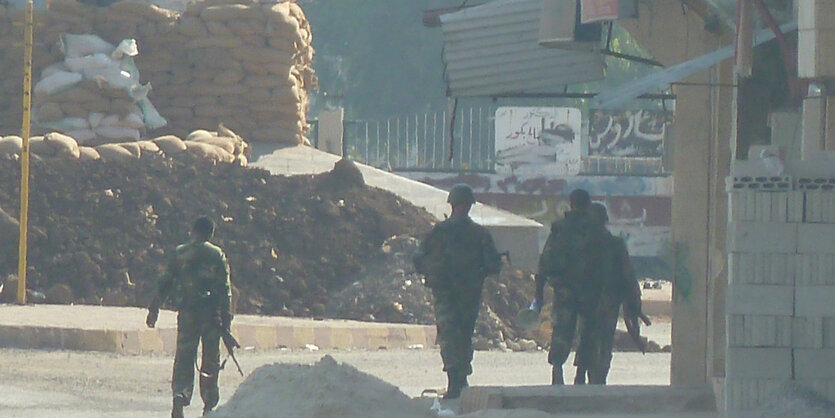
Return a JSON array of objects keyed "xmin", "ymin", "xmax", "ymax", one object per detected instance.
[
  {"xmin": 34, "ymin": 71, "xmax": 82, "ymax": 97},
  {"xmin": 78, "ymin": 146, "xmax": 101, "ymax": 161},
  {"xmin": 0, "ymin": 136, "xmax": 22, "ymax": 156},
  {"xmin": 136, "ymin": 140, "xmax": 160, "ymax": 154},
  {"xmin": 185, "ymin": 141, "xmax": 226, "ymax": 162},
  {"xmin": 37, "ymin": 102, "xmax": 65, "ymax": 122},
  {"xmin": 60, "ymin": 33, "xmax": 114, "ymax": 59},
  {"xmin": 44, "ymin": 131, "xmax": 80, "ymax": 159},
  {"xmin": 118, "ymin": 142, "xmax": 141, "ymax": 158},
  {"xmin": 66, "ymin": 129, "xmax": 97, "ymax": 144},
  {"xmin": 200, "ymin": 4, "xmax": 258, "ymax": 22},
  {"xmin": 186, "ymin": 129, "xmax": 215, "ymax": 141},
  {"xmin": 177, "ymin": 17, "xmax": 209, "ymax": 37},
  {"xmin": 95, "ymin": 143, "xmax": 135, "ymax": 162},
  {"xmin": 191, "ymin": 135, "xmax": 236, "ymax": 154},
  {"xmin": 184, "ymin": 36, "xmax": 242, "ymax": 49},
  {"xmin": 152, "ymin": 135, "xmax": 187, "ymax": 154},
  {"xmin": 110, "ymin": 0, "xmax": 177, "ymax": 22},
  {"xmin": 94, "ymin": 126, "xmax": 140, "ymax": 141}
]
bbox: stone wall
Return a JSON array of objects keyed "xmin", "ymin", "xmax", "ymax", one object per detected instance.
[{"xmin": 0, "ymin": 0, "xmax": 316, "ymax": 144}]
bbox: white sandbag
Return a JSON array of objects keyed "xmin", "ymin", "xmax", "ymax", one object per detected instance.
[
  {"xmin": 95, "ymin": 143, "xmax": 135, "ymax": 162},
  {"xmin": 44, "ymin": 131, "xmax": 80, "ymax": 159},
  {"xmin": 186, "ymin": 129, "xmax": 214, "ymax": 141},
  {"xmin": 0, "ymin": 136, "xmax": 23, "ymax": 156},
  {"xmin": 66, "ymin": 129, "xmax": 97, "ymax": 144},
  {"xmin": 34, "ymin": 71, "xmax": 83, "ymax": 97},
  {"xmin": 100, "ymin": 114, "xmax": 120, "ymax": 127},
  {"xmin": 65, "ymin": 53, "xmax": 114, "ymax": 73},
  {"xmin": 60, "ymin": 34, "xmax": 114, "ymax": 59},
  {"xmin": 192, "ymin": 136, "xmax": 236, "ymax": 154},
  {"xmin": 78, "ymin": 146, "xmax": 101, "ymax": 161},
  {"xmin": 136, "ymin": 140, "xmax": 160, "ymax": 154},
  {"xmin": 118, "ymin": 142, "xmax": 142, "ymax": 158},
  {"xmin": 94, "ymin": 126, "xmax": 140, "ymax": 141},
  {"xmin": 89, "ymin": 112, "xmax": 105, "ymax": 129},
  {"xmin": 152, "ymin": 135, "xmax": 187, "ymax": 154},
  {"xmin": 39, "ymin": 117, "xmax": 90, "ymax": 131},
  {"xmin": 122, "ymin": 113, "xmax": 145, "ymax": 129},
  {"xmin": 138, "ymin": 97, "xmax": 167, "ymax": 129},
  {"xmin": 41, "ymin": 63, "xmax": 69, "ymax": 79},
  {"xmin": 29, "ymin": 137, "xmax": 56, "ymax": 157}
]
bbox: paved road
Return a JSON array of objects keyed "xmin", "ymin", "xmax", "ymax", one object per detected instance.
[{"xmin": 0, "ymin": 347, "xmax": 670, "ymax": 417}]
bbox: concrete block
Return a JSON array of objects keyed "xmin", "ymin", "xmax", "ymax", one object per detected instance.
[
  {"xmin": 795, "ymin": 349, "xmax": 835, "ymax": 379},
  {"xmin": 330, "ymin": 327, "xmax": 353, "ymax": 349},
  {"xmin": 794, "ymin": 316, "xmax": 824, "ymax": 349},
  {"xmin": 788, "ymin": 191, "xmax": 805, "ymax": 222},
  {"xmin": 366, "ymin": 327, "xmax": 390, "ymax": 349},
  {"xmin": 728, "ymin": 222, "xmax": 798, "ymax": 253},
  {"xmin": 727, "ymin": 314, "xmax": 792, "ymax": 347},
  {"xmin": 729, "ymin": 191, "xmax": 756, "ymax": 222},
  {"xmin": 795, "ymin": 379, "xmax": 835, "ymax": 404},
  {"xmin": 825, "ymin": 192, "xmax": 835, "ymax": 223},
  {"xmin": 724, "ymin": 378, "xmax": 786, "ymax": 412},
  {"xmin": 729, "ymin": 253, "xmax": 755, "ymax": 284},
  {"xmin": 313, "ymin": 328, "xmax": 333, "ymax": 349},
  {"xmin": 799, "ymin": 28, "xmax": 835, "ymax": 79},
  {"xmin": 799, "ymin": 0, "xmax": 835, "ymax": 31},
  {"xmin": 805, "ymin": 190, "xmax": 824, "ymax": 223},
  {"xmin": 755, "ymin": 193, "xmax": 773, "ymax": 222},
  {"xmin": 796, "ymin": 254, "xmax": 817, "ymax": 285},
  {"xmin": 798, "ymin": 223, "xmax": 835, "ymax": 253},
  {"xmin": 293, "ymin": 327, "xmax": 315, "ymax": 347},
  {"xmin": 727, "ymin": 284, "xmax": 794, "ymax": 316},
  {"xmin": 796, "ymin": 286, "xmax": 835, "ymax": 316},
  {"xmin": 726, "ymin": 348, "xmax": 792, "ymax": 379},
  {"xmin": 405, "ymin": 326, "xmax": 430, "ymax": 347},
  {"xmin": 253, "ymin": 325, "xmax": 278, "ymax": 349},
  {"xmin": 823, "ymin": 317, "xmax": 835, "ymax": 348},
  {"xmin": 771, "ymin": 192, "xmax": 788, "ymax": 222}
]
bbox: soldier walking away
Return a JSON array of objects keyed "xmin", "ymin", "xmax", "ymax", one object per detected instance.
[
  {"xmin": 413, "ymin": 184, "xmax": 503, "ymax": 399},
  {"xmin": 531, "ymin": 189, "xmax": 605, "ymax": 385},
  {"xmin": 146, "ymin": 216, "xmax": 233, "ymax": 418},
  {"xmin": 579, "ymin": 202, "xmax": 648, "ymax": 384}
]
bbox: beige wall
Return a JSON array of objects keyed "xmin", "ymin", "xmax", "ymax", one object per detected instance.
[{"xmin": 621, "ymin": 2, "xmax": 733, "ymax": 385}]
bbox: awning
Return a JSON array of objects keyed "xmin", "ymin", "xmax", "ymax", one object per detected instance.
[
  {"xmin": 594, "ymin": 21, "xmax": 798, "ymax": 109},
  {"xmin": 440, "ymin": 0, "xmax": 605, "ymax": 97}
]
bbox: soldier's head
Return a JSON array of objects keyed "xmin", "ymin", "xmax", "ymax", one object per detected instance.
[
  {"xmin": 569, "ymin": 189, "xmax": 591, "ymax": 211},
  {"xmin": 590, "ymin": 202, "xmax": 609, "ymax": 226},
  {"xmin": 447, "ymin": 183, "xmax": 476, "ymax": 216},
  {"xmin": 191, "ymin": 216, "xmax": 214, "ymax": 242}
]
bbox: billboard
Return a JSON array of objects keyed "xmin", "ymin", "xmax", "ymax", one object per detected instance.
[
  {"xmin": 580, "ymin": 0, "xmax": 619, "ymax": 23},
  {"xmin": 588, "ymin": 109, "xmax": 670, "ymax": 158},
  {"xmin": 494, "ymin": 107, "xmax": 582, "ymax": 175}
]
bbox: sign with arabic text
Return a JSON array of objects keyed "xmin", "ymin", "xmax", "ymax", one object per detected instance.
[
  {"xmin": 588, "ymin": 109, "xmax": 670, "ymax": 158},
  {"xmin": 494, "ymin": 107, "xmax": 582, "ymax": 175}
]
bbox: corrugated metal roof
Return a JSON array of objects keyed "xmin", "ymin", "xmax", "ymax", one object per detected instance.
[{"xmin": 440, "ymin": 0, "xmax": 605, "ymax": 97}]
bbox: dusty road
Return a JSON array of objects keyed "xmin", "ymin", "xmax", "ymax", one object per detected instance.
[{"xmin": 0, "ymin": 347, "xmax": 670, "ymax": 417}]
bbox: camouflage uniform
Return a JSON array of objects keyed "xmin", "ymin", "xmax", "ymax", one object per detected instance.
[
  {"xmin": 149, "ymin": 239, "xmax": 231, "ymax": 410},
  {"xmin": 585, "ymin": 233, "xmax": 641, "ymax": 384},
  {"xmin": 413, "ymin": 215, "xmax": 502, "ymax": 377},
  {"xmin": 537, "ymin": 210, "xmax": 605, "ymax": 375}
]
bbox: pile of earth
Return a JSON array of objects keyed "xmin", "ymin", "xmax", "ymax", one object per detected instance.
[
  {"xmin": 207, "ymin": 355, "xmax": 433, "ymax": 418},
  {"xmin": 0, "ymin": 153, "xmax": 435, "ymax": 319}
]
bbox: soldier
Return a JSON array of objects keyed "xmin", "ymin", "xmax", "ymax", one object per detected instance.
[
  {"xmin": 531, "ymin": 189, "xmax": 605, "ymax": 385},
  {"xmin": 413, "ymin": 184, "xmax": 502, "ymax": 399},
  {"xmin": 146, "ymin": 216, "xmax": 232, "ymax": 418},
  {"xmin": 584, "ymin": 202, "xmax": 645, "ymax": 384}
]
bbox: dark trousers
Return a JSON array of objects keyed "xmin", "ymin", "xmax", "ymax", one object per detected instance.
[
  {"xmin": 172, "ymin": 310, "xmax": 221, "ymax": 409},
  {"xmin": 432, "ymin": 286, "xmax": 481, "ymax": 375}
]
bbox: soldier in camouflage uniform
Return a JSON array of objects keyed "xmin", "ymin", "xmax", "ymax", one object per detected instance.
[
  {"xmin": 532, "ymin": 189, "xmax": 606, "ymax": 385},
  {"xmin": 146, "ymin": 216, "xmax": 232, "ymax": 418},
  {"xmin": 581, "ymin": 203, "xmax": 644, "ymax": 384},
  {"xmin": 413, "ymin": 184, "xmax": 502, "ymax": 399}
]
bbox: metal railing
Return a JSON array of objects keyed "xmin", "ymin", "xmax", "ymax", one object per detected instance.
[{"xmin": 342, "ymin": 107, "xmax": 496, "ymax": 172}]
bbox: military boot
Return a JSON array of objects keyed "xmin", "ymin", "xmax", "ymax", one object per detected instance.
[
  {"xmin": 443, "ymin": 370, "xmax": 465, "ymax": 399},
  {"xmin": 171, "ymin": 395, "xmax": 187, "ymax": 418},
  {"xmin": 551, "ymin": 365, "xmax": 564, "ymax": 385}
]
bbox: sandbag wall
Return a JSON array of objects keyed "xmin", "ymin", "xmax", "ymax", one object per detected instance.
[{"xmin": 0, "ymin": 0, "xmax": 315, "ymax": 145}]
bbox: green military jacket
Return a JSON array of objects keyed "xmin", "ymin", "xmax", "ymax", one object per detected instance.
[
  {"xmin": 413, "ymin": 215, "xmax": 502, "ymax": 290},
  {"xmin": 538, "ymin": 210, "xmax": 608, "ymax": 309},
  {"xmin": 150, "ymin": 239, "xmax": 231, "ymax": 316}
]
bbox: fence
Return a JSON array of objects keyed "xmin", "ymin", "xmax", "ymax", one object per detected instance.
[
  {"xmin": 342, "ymin": 106, "xmax": 496, "ymax": 172},
  {"xmin": 331, "ymin": 106, "xmax": 668, "ymax": 176}
]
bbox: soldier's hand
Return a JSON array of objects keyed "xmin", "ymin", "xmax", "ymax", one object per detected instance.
[{"xmin": 146, "ymin": 308, "xmax": 159, "ymax": 328}]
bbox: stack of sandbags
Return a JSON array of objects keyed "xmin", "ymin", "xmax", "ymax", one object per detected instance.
[
  {"xmin": 0, "ymin": 0, "xmax": 316, "ymax": 146},
  {"xmin": 148, "ymin": 0, "xmax": 316, "ymax": 144},
  {"xmin": 0, "ymin": 124, "xmax": 248, "ymax": 166},
  {"xmin": 32, "ymin": 33, "xmax": 167, "ymax": 145}
]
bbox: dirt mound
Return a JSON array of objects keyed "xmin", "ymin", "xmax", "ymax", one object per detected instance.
[
  {"xmin": 208, "ymin": 355, "xmax": 432, "ymax": 418},
  {"xmin": 0, "ymin": 154, "xmax": 434, "ymax": 316}
]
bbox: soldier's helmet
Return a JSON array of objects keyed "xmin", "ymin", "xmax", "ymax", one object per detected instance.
[{"xmin": 447, "ymin": 184, "xmax": 476, "ymax": 205}]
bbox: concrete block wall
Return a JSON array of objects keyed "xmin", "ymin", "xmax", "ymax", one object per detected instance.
[{"xmin": 726, "ymin": 187, "xmax": 835, "ymax": 414}]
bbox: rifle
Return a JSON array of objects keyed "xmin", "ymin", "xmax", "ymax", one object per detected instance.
[
  {"xmin": 221, "ymin": 328, "xmax": 244, "ymax": 376},
  {"xmin": 624, "ymin": 311, "xmax": 652, "ymax": 354}
]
